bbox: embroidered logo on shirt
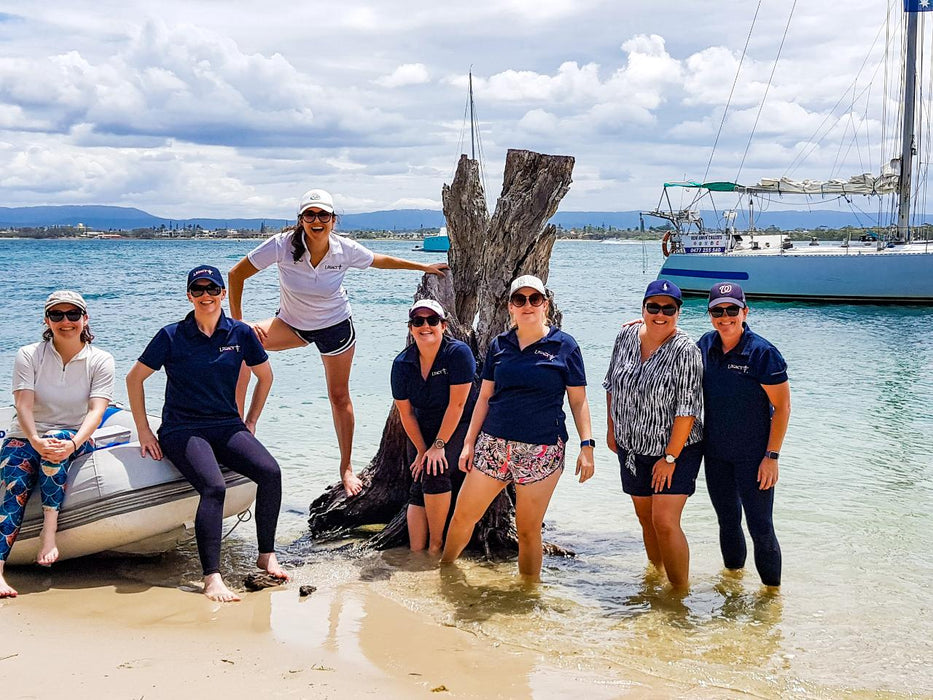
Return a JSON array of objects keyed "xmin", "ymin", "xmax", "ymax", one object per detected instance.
[
  {"xmin": 727, "ymin": 363, "xmax": 749, "ymax": 373},
  {"xmin": 324, "ymin": 264, "xmax": 343, "ymax": 270},
  {"xmin": 431, "ymin": 368, "xmax": 448, "ymax": 377},
  {"xmin": 219, "ymin": 345, "xmax": 241, "ymax": 353},
  {"xmin": 534, "ymin": 349, "xmax": 557, "ymax": 361}
]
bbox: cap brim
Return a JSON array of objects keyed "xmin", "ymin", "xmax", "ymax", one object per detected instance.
[
  {"xmin": 708, "ymin": 297, "xmax": 745, "ymax": 309},
  {"xmin": 299, "ymin": 204, "xmax": 335, "ymax": 215}
]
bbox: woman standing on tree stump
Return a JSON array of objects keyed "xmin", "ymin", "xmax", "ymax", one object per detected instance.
[
  {"xmin": 391, "ymin": 300, "xmax": 476, "ymax": 555},
  {"xmin": 441, "ymin": 275, "xmax": 595, "ymax": 581},
  {"xmin": 227, "ymin": 188, "xmax": 447, "ymax": 497}
]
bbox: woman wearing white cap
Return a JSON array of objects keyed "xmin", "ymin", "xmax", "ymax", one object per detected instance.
[
  {"xmin": 391, "ymin": 299, "xmax": 476, "ymax": 554},
  {"xmin": 0, "ymin": 291, "xmax": 114, "ymax": 597},
  {"xmin": 441, "ymin": 275, "xmax": 595, "ymax": 581},
  {"xmin": 228, "ymin": 189, "xmax": 447, "ymax": 497}
]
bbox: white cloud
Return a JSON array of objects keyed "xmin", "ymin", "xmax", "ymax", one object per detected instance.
[{"xmin": 375, "ymin": 63, "xmax": 430, "ymax": 88}]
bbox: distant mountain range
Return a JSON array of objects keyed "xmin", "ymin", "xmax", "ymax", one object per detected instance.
[{"xmin": 0, "ymin": 204, "xmax": 899, "ymax": 232}]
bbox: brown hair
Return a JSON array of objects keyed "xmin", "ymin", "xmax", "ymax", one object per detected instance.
[{"xmin": 289, "ymin": 214, "xmax": 340, "ymax": 263}]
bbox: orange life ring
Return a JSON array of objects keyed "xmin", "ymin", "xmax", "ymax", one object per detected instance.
[{"xmin": 661, "ymin": 231, "xmax": 672, "ymax": 257}]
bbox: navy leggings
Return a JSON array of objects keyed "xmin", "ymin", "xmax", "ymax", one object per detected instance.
[
  {"xmin": 160, "ymin": 423, "xmax": 281, "ymax": 576},
  {"xmin": 704, "ymin": 454, "xmax": 782, "ymax": 586}
]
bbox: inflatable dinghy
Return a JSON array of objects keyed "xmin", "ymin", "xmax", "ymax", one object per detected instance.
[{"xmin": 1, "ymin": 405, "xmax": 257, "ymax": 566}]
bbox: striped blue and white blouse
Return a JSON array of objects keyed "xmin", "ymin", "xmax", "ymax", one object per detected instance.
[{"xmin": 603, "ymin": 324, "xmax": 704, "ymax": 456}]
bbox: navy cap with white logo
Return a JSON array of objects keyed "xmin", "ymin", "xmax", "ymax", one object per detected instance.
[
  {"xmin": 187, "ymin": 265, "xmax": 226, "ymax": 289},
  {"xmin": 644, "ymin": 279, "xmax": 683, "ymax": 305},
  {"xmin": 708, "ymin": 282, "xmax": 746, "ymax": 309}
]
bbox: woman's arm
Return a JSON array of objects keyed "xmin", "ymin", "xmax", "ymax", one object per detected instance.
[
  {"xmin": 423, "ymin": 382, "xmax": 472, "ymax": 476},
  {"xmin": 12, "ymin": 389, "xmax": 65, "ymax": 462},
  {"xmin": 459, "ymin": 379, "xmax": 494, "ymax": 472},
  {"xmin": 71, "ymin": 397, "xmax": 109, "ymax": 449},
  {"xmin": 566, "ymin": 385, "xmax": 594, "ymax": 483},
  {"xmin": 605, "ymin": 392, "xmax": 617, "ymax": 454},
  {"xmin": 370, "ymin": 253, "xmax": 448, "ymax": 276},
  {"xmin": 227, "ymin": 257, "xmax": 261, "ymax": 320},
  {"xmin": 758, "ymin": 381, "xmax": 791, "ymax": 490},
  {"xmin": 125, "ymin": 361, "xmax": 161, "ymax": 460},
  {"xmin": 244, "ymin": 360, "xmax": 274, "ymax": 434},
  {"xmin": 651, "ymin": 415, "xmax": 696, "ymax": 493},
  {"xmin": 395, "ymin": 399, "xmax": 428, "ymax": 479}
]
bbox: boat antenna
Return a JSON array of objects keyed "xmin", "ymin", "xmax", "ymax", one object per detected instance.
[
  {"xmin": 897, "ymin": 6, "xmax": 919, "ymax": 243},
  {"xmin": 469, "ymin": 68, "xmax": 476, "ymax": 160}
]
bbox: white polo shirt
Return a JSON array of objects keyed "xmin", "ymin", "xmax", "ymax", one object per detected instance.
[
  {"xmin": 10, "ymin": 341, "xmax": 115, "ymax": 438},
  {"xmin": 247, "ymin": 231, "xmax": 375, "ymax": 331}
]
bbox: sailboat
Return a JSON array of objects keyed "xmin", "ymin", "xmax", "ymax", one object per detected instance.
[{"xmin": 649, "ymin": 2, "xmax": 933, "ymax": 303}]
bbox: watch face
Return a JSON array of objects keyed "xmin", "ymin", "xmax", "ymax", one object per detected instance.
[{"xmin": 665, "ymin": 454, "xmax": 676, "ymax": 463}]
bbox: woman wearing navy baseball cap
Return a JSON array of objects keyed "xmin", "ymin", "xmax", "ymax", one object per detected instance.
[
  {"xmin": 604, "ymin": 280, "xmax": 704, "ymax": 590},
  {"xmin": 126, "ymin": 265, "xmax": 287, "ymax": 602},
  {"xmin": 697, "ymin": 282, "xmax": 790, "ymax": 588}
]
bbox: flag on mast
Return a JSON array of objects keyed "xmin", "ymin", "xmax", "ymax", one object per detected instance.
[{"xmin": 906, "ymin": 0, "xmax": 933, "ymax": 12}]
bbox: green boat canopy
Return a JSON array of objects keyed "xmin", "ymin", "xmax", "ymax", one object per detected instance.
[{"xmin": 663, "ymin": 181, "xmax": 742, "ymax": 192}]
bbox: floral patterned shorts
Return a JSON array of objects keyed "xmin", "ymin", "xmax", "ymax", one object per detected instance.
[{"xmin": 472, "ymin": 432, "xmax": 565, "ymax": 485}]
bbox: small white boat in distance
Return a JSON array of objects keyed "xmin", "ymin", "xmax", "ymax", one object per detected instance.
[{"xmin": 1, "ymin": 405, "xmax": 257, "ymax": 566}]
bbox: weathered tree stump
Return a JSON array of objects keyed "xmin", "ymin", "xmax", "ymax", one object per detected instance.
[{"xmin": 307, "ymin": 149, "xmax": 575, "ymax": 559}]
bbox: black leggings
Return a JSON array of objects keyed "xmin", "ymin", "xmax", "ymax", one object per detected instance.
[
  {"xmin": 704, "ymin": 454, "xmax": 782, "ymax": 586},
  {"xmin": 160, "ymin": 423, "xmax": 282, "ymax": 576}
]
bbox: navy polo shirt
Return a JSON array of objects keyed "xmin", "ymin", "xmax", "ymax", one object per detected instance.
[
  {"xmin": 697, "ymin": 323, "xmax": 788, "ymax": 460},
  {"xmin": 391, "ymin": 336, "xmax": 476, "ymax": 439},
  {"xmin": 139, "ymin": 311, "xmax": 269, "ymax": 435},
  {"xmin": 480, "ymin": 326, "xmax": 586, "ymax": 445}
]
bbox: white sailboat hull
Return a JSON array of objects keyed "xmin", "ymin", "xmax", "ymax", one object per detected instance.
[{"xmin": 659, "ymin": 244, "xmax": 933, "ymax": 302}]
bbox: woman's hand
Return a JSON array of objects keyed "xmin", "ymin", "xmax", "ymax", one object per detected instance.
[
  {"xmin": 138, "ymin": 427, "xmax": 163, "ymax": 460},
  {"xmin": 424, "ymin": 262, "xmax": 449, "ymax": 276},
  {"xmin": 458, "ymin": 442, "xmax": 474, "ymax": 473},
  {"xmin": 575, "ymin": 448, "xmax": 595, "ymax": 483},
  {"xmin": 245, "ymin": 419, "xmax": 258, "ymax": 435},
  {"xmin": 251, "ymin": 323, "xmax": 269, "ymax": 345},
  {"xmin": 651, "ymin": 457, "xmax": 674, "ymax": 493},
  {"xmin": 606, "ymin": 427, "xmax": 617, "ymax": 454},
  {"xmin": 424, "ymin": 445, "xmax": 448, "ymax": 475},
  {"xmin": 33, "ymin": 436, "xmax": 72, "ymax": 463},
  {"xmin": 410, "ymin": 450, "xmax": 426, "ymax": 480},
  {"xmin": 758, "ymin": 456, "xmax": 779, "ymax": 490}
]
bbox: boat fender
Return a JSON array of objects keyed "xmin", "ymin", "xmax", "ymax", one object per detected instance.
[{"xmin": 661, "ymin": 231, "xmax": 672, "ymax": 257}]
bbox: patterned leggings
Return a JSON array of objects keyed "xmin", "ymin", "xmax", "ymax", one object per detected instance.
[{"xmin": 0, "ymin": 431, "xmax": 93, "ymax": 561}]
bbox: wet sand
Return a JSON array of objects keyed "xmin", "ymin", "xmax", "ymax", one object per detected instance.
[{"xmin": 0, "ymin": 556, "xmax": 736, "ymax": 699}]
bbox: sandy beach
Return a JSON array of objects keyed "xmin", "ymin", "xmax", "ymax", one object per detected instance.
[{"xmin": 0, "ymin": 555, "xmax": 722, "ymax": 700}]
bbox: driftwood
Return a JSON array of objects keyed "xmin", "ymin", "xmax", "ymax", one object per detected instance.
[{"xmin": 307, "ymin": 149, "xmax": 575, "ymax": 558}]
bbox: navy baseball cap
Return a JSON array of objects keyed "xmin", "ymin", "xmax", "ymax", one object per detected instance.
[
  {"xmin": 187, "ymin": 265, "xmax": 225, "ymax": 289},
  {"xmin": 708, "ymin": 281, "xmax": 746, "ymax": 308},
  {"xmin": 644, "ymin": 279, "xmax": 683, "ymax": 305}
]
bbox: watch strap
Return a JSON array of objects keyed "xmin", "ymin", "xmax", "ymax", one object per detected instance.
[
  {"xmin": 580, "ymin": 439, "xmax": 596, "ymax": 448},
  {"xmin": 765, "ymin": 450, "xmax": 780, "ymax": 460}
]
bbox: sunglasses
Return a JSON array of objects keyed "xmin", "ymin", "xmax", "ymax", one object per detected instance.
[
  {"xmin": 301, "ymin": 210, "xmax": 333, "ymax": 223},
  {"xmin": 46, "ymin": 309, "xmax": 84, "ymax": 322},
  {"xmin": 644, "ymin": 302, "xmax": 679, "ymax": 316},
  {"xmin": 509, "ymin": 292, "xmax": 546, "ymax": 307},
  {"xmin": 709, "ymin": 305, "xmax": 743, "ymax": 318},
  {"xmin": 409, "ymin": 315, "xmax": 442, "ymax": 327},
  {"xmin": 189, "ymin": 284, "xmax": 223, "ymax": 297}
]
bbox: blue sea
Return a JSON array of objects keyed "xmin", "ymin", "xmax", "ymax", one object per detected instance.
[{"xmin": 2, "ymin": 237, "xmax": 931, "ymax": 696}]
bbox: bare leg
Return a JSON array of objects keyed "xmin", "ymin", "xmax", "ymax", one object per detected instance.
[
  {"xmin": 238, "ymin": 317, "xmax": 307, "ymax": 418},
  {"xmin": 407, "ymin": 505, "xmax": 428, "ymax": 551},
  {"xmin": 36, "ymin": 507, "xmax": 61, "ymax": 566},
  {"xmin": 651, "ymin": 494, "xmax": 691, "ymax": 590},
  {"xmin": 514, "ymin": 469, "xmax": 562, "ymax": 581},
  {"xmin": 203, "ymin": 572, "xmax": 241, "ymax": 602},
  {"xmin": 441, "ymin": 469, "xmax": 506, "ymax": 563},
  {"xmin": 321, "ymin": 347, "xmax": 360, "ymax": 496},
  {"xmin": 0, "ymin": 561, "xmax": 16, "ymax": 598},
  {"xmin": 423, "ymin": 491, "xmax": 452, "ymax": 555},
  {"xmin": 631, "ymin": 496, "xmax": 664, "ymax": 571},
  {"xmin": 256, "ymin": 552, "xmax": 289, "ymax": 580}
]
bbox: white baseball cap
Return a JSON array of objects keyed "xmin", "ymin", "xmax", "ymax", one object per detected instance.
[
  {"xmin": 408, "ymin": 299, "xmax": 447, "ymax": 319},
  {"xmin": 509, "ymin": 274, "xmax": 546, "ymax": 296},
  {"xmin": 45, "ymin": 290, "xmax": 88, "ymax": 314},
  {"xmin": 298, "ymin": 189, "xmax": 335, "ymax": 216}
]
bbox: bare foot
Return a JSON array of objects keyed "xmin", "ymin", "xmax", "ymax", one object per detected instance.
[
  {"xmin": 342, "ymin": 471, "xmax": 363, "ymax": 496},
  {"xmin": 36, "ymin": 530, "xmax": 60, "ymax": 567},
  {"xmin": 256, "ymin": 552, "xmax": 289, "ymax": 581},
  {"xmin": 203, "ymin": 573, "xmax": 241, "ymax": 602},
  {"xmin": 0, "ymin": 566, "xmax": 17, "ymax": 598}
]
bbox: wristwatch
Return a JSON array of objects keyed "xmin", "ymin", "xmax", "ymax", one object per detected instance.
[
  {"xmin": 433, "ymin": 438, "xmax": 446, "ymax": 450},
  {"xmin": 664, "ymin": 454, "xmax": 677, "ymax": 464},
  {"xmin": 580, "ymin": 439, "xmax": 596, "ymax": 448},
  {"xmin": 765, "ymin": 450, "xmax": 780, "ymax": 460}
]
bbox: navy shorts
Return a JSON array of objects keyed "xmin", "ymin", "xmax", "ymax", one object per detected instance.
[
  {"xmin": 285, "ymin": 316, "xmax": 356, "ymax": 356},
  {"xmin": 408, "ymin": 421, "xmax": 469, "ymax": 506},
  {"xmin": 617, "ymin": 441, "xmax": 703, "ymax": 497}
]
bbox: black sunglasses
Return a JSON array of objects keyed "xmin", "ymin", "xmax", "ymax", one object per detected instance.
[
  {"xmin": 709, "ymin": 305, "xmax": 743, "ymax": 318},
  {"xmin": 409, "ymin": 315, "xmax": 442, "ymax": 327},
  {"xmin": 189, "ymin": 284, "xmax": 223, "ymax": 297},
  {"xmin": 301, "ymin": 210, "xmax": 333, "ymax": 223},
  {"xmin": 46, "ymin": 309, "xmax": 84, "ymax": 322},
  {"xmin": 644, "ymin": 302, "xmax": 679, "ymax": 316},
  {"xmin": 509, "ymin": 292, "xmax": 546, "ymax": 307}
]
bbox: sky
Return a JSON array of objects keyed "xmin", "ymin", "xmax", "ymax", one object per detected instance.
[{"xmin": 0, "ymin": 1, "xmax": 918, "ymax": 218}]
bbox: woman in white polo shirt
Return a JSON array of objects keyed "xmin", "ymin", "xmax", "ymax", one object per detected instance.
[
  {"xmin": 0, "ymin": 291, "xmax": 114, "ymax": 598},
  {"xmin": 228, "ymin": 189, "xmax": 447, "ymax": 496}
]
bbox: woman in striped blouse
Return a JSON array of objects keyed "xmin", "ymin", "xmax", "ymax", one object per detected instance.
[{"xmin": 603, "ymin": 280, "xmax": 703, "ymax": 590}]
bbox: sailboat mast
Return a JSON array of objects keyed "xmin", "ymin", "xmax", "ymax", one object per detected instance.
[
  {"xmin": 469, "ymin": 70, "xmax": 476, "ymax": 160},
  {"xmin": 897, "ymin": 7, "xmax": 919, "ymax": 243}
]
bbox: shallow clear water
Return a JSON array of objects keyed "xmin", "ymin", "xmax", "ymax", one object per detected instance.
[{"xmin": 2, "ymin": 237, "xmax": 931, "ymax": 696}]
